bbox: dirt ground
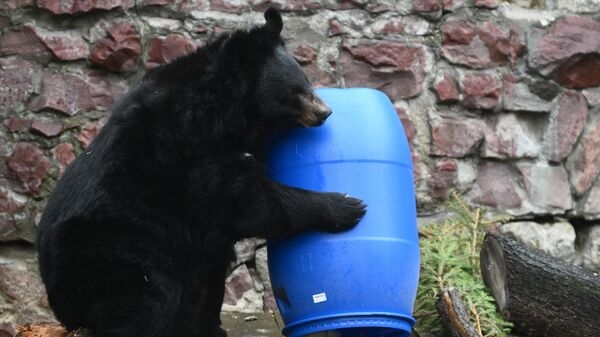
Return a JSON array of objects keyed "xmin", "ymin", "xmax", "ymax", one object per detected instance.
[
  {"xmin": 16, "ymin": 312, "xmax": 284, "ymax": 337},
  {"xmin": 221, "ymin": 312, "xmax": 283, "ymax": 337}
]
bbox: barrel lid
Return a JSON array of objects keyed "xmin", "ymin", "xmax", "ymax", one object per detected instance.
[{"xmin": 267, "ymin": 88, "xmax": 412, "ymax": 173}]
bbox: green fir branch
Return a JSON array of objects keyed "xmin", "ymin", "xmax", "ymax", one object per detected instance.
[{"xmin": 414, "ymin": 191, "xmax": 512, "ymax": 337}]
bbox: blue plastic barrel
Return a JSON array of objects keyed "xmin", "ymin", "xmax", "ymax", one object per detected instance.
[{"xmin": 266, "ymin": 88, "xmax": 420, "ymax": 337}]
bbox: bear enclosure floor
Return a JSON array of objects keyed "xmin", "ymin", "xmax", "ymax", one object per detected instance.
[
  {"xmin": 17, "ymin": 312, "xmax": 284, "ymax": 337},
  {"xmin": 221, "ymin": 311, "xmax": 284, "ymax": 337}
]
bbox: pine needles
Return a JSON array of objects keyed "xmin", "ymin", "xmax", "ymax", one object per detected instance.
[{"xmin": 413, "ymin": 191, "xmax": 513, "ymax": 337}]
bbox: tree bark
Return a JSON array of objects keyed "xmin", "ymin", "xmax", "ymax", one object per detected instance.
[
  {"xmin": 480, "ymin": 232, "xmax": 600, "ymax": 337},
  {"xmin": 437, "ymin": 287, "xmax": 481, "ymax": 337}
]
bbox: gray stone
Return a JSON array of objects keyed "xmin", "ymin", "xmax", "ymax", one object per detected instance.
[
  {"xmin": 498, "ymin": 3, "xmax": 558, "ymax": 26},
  {"xmin": 223, "ymin": 264, "xmax": 263, "ymax": 313},
  {"xmin": 578, "ymin": 226, "xmax": 600, "ymax": 272},
  {"xmin": 482, "ymin": 113, "xmax": 541, "ymax": 159},
  {"xmin": 581, "ymin": 181, "xmax": 600, "ymax": 218},
  {"xmin": 503, "ymin": 76, "xmax": 554, "ymax": 113},
  {"xmin": 517, "ymin": 163, "xmax": 573, "ymax": 212},
  {"xmin": 583, "ymin": 86, "xmax": 600, "ymax": 106},
  {"xmin": 501, "ymin": 221, "xmax": 578, "ymax": 264},
  {"xmin": 234, "ymin": 238, "xmax": 265, "ymax": 265},
  {"xmin": 255, "ymin": 246, "xmax": 275, "ymax": 311},
  {"xmin": 455, "ymin": 160, "xmax": 478, "ymax": 192},
  {"xmin": 0, "ymin": 244, "xmax": 55, "ymax": 333},
  {"xmin": 556, "ymin": 0, "xmax": 600, "ymax": 13}
]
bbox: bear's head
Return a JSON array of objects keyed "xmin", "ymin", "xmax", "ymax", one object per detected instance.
[
  {"xmin": 253, "ymin": 8, "xmax": 332, "ymax": 129},
  {"xmin": 141, "ymin": 8, "xmax": 333, "ymax": 155}
]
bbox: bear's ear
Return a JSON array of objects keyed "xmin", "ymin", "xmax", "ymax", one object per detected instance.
[{"xmin": 264, "ymin": 7, "xmax": 283, "ymax": 38}]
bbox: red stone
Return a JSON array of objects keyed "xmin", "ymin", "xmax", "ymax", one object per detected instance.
[
  {"xmin": 544, "ymin": 91, "xmax": 588, "ymax": 162},
  {"xmin": 366, "ymin": 3, "xmax": 391, "ymax": 13},
  {"xmin": 6, "ymin": 143, "xmax": 51, "ymax": 196},
  {"xmin": 554, "ymin": 54, "xmax": 600, "ymax": 89},
  {"xmin": 210, "ymin": 0, "xmax": 249, "ymax": 13},
  {"xmin": 0, "ymin": 0, "xmax": 31, "ymax": 9},
  {"xmin": 291, "ymin": 45, "xmax": 318, "ymax": 65},
  {"xmin": 412, "ymin": 0, "xmax": 442, "ymax": 13},
  {"xmin": 141, "ymin": 0, "xmax": 208, "ymax": 11},
  {"xmin": 380, "ymin": 18, "xmax": 405, "ymax": 35},
  {"xmin": 341, "ymin": 42, "xmax": 430, "ymax": 99},
  {"xmin": 278, "ymin": 0, "xmax": 322, "ymax": 11},
  {"xmin": 395, "ymin": 104, "xmax": 417, "ymax": 149},
  {"xmin": 461, "ymin": 72, "xmax": 501, "ymax": 110},
  {"xmin": 0, "ymin": 17, "xmax": 9, "ymax": 30},
  {"xmin": 470, "ymin": 162, "xmax": 522, "ymax": 209},
  {"xmin": 474, "ymin": 0, "xmax": 499, "ymax": 8},
  {"xmin": 53, "ymin": 143, "xmax": 76, "ymax": 176},
  {"xmin": 529, "ymin": 16, "xmax": 600, "ymax": 88},
  {"xmin": 583, "ymin": 181, "xmax": 600, "ymax": 216},
  {"xmin": 37, "ymin": 0, "xmax": 135, "ymax": 14},
  {"xmin": 302, "ymin": 64, "xmax": 335, "ymax": 88},
  {"xmin": 429, "ymin": 158, "xmax": 458, "ymax": 199},
  {"xmin": 0, "ymin": 265, "xmax": 46, "ymax": 304},
  {"xmin": 30, "ymin": 120, "xmax": 64, "ymax": 138},
  {"xmin": 443, "ymin": 0, "xmax": 467, "ymax": 11},
  {"xmin": 430, "ymin": 117, "xmax": 485, "ymax": 157},
  {"xmin": 5, "ymin": 118, "xmax": 31, "ymax": 133},
  {"xmin": 432, "ymin": 70, "xmax": 460, "ymax": 103},
  {"xmin": 0, "ymin": 26, "xmax": 50, "ymax": 59},
  {"xmin": 146, "ymin": 34, "xmax": 195, "ymax": 69},
  {"xmin": 91, "ymin": 22, "xmax": 141, "ymax": 72},
  {"xmin": 566, "ymin": 114, "xmax": 600, "ymax": 196},
  {"xmin": 29, "ymin": 70, "xmax": 118, "ymax": 116},
  {"xmin": 0, "ymin": 189, "xmax": 26, "ymax": 215},
  {"xmin": 441, "ymin": 20, "xmax": 525, "ymax": 69},
  {"xmin": 34, "ymin": 29, "xmax": 89, "ymax": 61},
  {"xmin": 328, "ymin": 19, "xmax": 345, "ymax": 37},
  {"xmin": 0, "ymin": 58, "xmax": 35, "ymax": 111},
  {"xmin": 78, "ymin": 120, "xmax": 107, "ymax": 149},
  {"xmin": 142, "ymin": 0, "xmax": 174, "ymax": 4}
]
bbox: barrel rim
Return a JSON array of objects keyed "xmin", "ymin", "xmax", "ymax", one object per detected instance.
[{"xmin": 282, "ymin": 312, "xmax": 416, "ymax": 337}]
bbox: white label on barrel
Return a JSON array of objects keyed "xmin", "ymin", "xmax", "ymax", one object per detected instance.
[{"xmin": 312, "ymin": 292, "xmax": 327, "ymax": 303}]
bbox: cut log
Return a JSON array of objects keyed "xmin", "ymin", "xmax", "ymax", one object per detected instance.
[
  {"xmin": 437, "ymin": 287, "xmax": 481, "ymax": 337},
  {"xmin": 480, "ymin": 232, "xmax": 600, "ymax": 337}
]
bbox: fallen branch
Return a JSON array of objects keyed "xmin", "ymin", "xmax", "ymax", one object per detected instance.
[{"xmin": 437, "ymin": 287, "xmax": 481, "ymax": 337}]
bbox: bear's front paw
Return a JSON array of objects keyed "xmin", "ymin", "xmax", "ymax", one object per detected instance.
[{"xmin": 321, "ymin": 193, "xmax": 367, "ymax": 233}]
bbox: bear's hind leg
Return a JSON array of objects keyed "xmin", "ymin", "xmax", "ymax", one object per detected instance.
[{"xmin": 83, "ymin": 274, "xmax": 181, "ymax": 337}]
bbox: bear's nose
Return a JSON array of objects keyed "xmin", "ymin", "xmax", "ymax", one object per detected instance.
[{"xmin": 313, "ymin": 97, "xmax": 332, "ymax": 122}]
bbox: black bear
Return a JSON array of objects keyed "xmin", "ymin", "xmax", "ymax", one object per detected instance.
[{"xmin": 37, "ymin": 8, "xmax": 366, "ymax": 337}]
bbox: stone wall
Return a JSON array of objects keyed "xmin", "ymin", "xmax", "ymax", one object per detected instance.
[{"xmin": 1, "ymin": 0, "xmax": 600, "ymax": 333}]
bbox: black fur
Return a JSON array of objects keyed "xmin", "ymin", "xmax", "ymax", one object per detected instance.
[{"xmin": 37, "ymin": 8, "xmax": 366, "ymax": 337}]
